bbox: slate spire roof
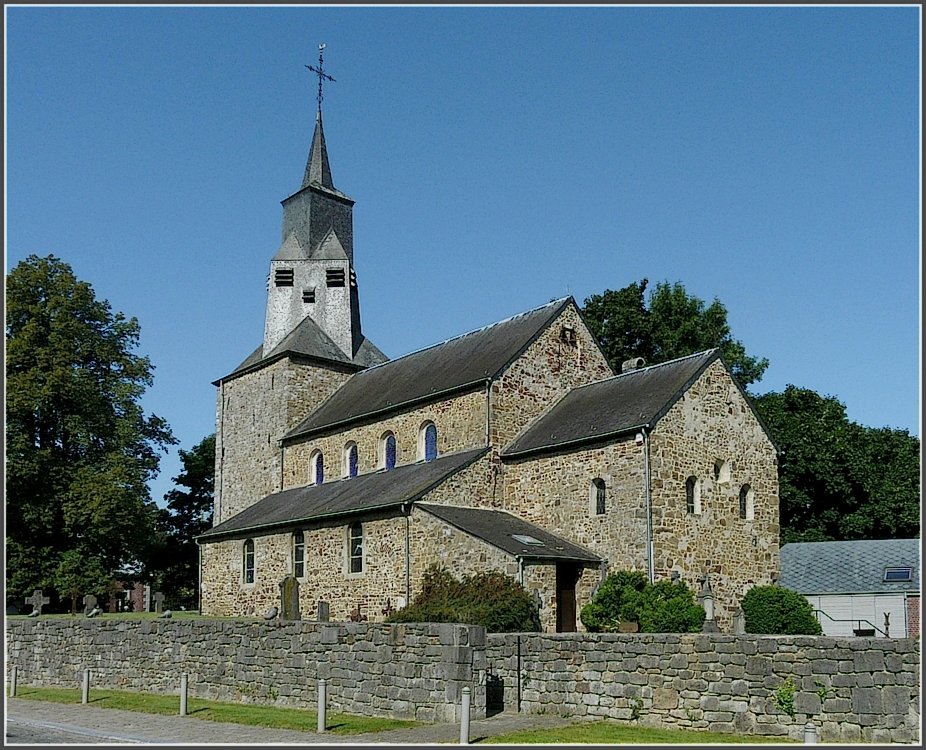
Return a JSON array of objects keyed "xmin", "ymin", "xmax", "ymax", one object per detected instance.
[{"xmin": 303, "ymin": 108, "xmax": 334, "ymax": 190}]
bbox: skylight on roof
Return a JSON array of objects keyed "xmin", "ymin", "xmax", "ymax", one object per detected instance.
[
  {"xmin": 884, "ymin": 567, "xmax": 913, "ymax": 582},
  {"xmin": 512, "ymin": 534, "xmax": 544, "ymax": 546}
]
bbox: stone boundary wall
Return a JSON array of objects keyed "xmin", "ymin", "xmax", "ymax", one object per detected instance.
[
  {"xmin": 5, "ymin": 622, "xmax": 919, "ymax": 742},
  {"xmin": 5, "ymin": 620, "xmax": 485, "ymax": 723},
  {"xmin": 485, "ymin": 633, "xmax": 920, "ymax": 743}
]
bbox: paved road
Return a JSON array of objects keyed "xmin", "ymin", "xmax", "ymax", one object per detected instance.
[{"xmin": 5, "ymin": 698, "xmax": 576, "ymax": 745}]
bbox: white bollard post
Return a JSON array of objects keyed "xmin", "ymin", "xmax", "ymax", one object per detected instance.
[
  {"xmin": 10, "ymin": 665, "xmax": 18, "ymax": 697},
  {"xmin": 460, "ymin": 686, "xmax": 471, "ymax": 745},
  {"xmin": 317, "ymin": 678, "xmax": 327, "ymax": 733},
  {"xmin": 803, "ymin": 721, "xmax": 818, "ymax": 744},
  {"xmin": 180, "ymin": 673, "xmax": 188, "ymax": 717},
  {"xmin": 81, "ymin": 669, "xmax": 90, "ymax": 704}
]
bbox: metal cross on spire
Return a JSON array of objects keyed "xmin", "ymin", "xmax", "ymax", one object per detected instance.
[{"xmin": 306, "ymin": 43, "xmax": 335, "ymax": 111}]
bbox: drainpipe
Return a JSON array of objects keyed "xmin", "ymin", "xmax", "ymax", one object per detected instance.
[
  {"xmin": 196, "ymin": 541, "xmax": 203, "ymax": 613},
  {"xmin": 641, "ymin": 427, "xmax": 654, "ymax": 584}
]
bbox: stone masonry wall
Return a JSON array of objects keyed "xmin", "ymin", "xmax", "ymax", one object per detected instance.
[
  {"xmin": 282, "ymin": 390, "xmax": 488, "ymax": 489},
  {"xmin": 6, "ymin": 620, "xmax": 484, "ymax": 724},
  {"xmin": 215, "ymin": 358, "xmax": 353, "ymax": 523},
  {"xmin": 649, "ymin": 359, "xmax": 780, "ymax": 629},
  {"xmin": 490, "ymin": 303, "xmax": 612, "ymax": 456},
  {"xmin": 484, "ymin": 632, "xmax": 920, "ymax": 743},
  {"xmin": 6, "ymin": 622, "xmax": 917, "ymax": 743}
]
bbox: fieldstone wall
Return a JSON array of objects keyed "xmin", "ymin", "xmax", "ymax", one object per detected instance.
[
  {"xmin": 484, "ymin": 632, "xmax": 919, "ymax": 743},
  {"xmin": 6, "ymin": 620, "xmax": 484, "ymax": 723},
  {"xmin": 7, "ymin": 623, "xmax": 917, "ymax": 742}
]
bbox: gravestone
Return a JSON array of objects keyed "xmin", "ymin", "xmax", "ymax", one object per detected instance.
[
  {"xmin": 83, "ymin": 595, "xmax": 98, "ymax": 616},
  {"xmin": 25, "ymin": 589, "xmax": 50, "ymax": 616},
  {"xmin": 279, "ymin": 576, "xmax": 300, "ymax": 622},
  {"xmin": 317, "ymin": 601, "xmax": 330, "ymax": 622},
  {"xmin": 152, "ymin": 591, "xmax": 165, "ymax": 613}
]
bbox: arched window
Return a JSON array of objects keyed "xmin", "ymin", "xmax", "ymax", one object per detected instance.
[
  {"xmin": 382, "ymin": 432, "xmax": 396, "ymax": 470},
  {"xmin": 293, "ymin": 531, "xmax": 305, "ymax": 578},
  {"xmin": 243, "ymin": 539, "xmax": 255, "ymax": 584},
  {"xmin": 590, "ymin": 478, "xmax": 606, "ymax": 515},
  {"xmin": 686, "ymin": 476, "xmax": 702, "ymax": 515},
  {"xmin": 344, "ymin": 443, "xmax": 359, "ymax": 478},
  {"xmin": 739, "ymin": 484, "xmax": 755, "ymax": 520},
  {"xmin": 420, "ymin": 422, "xmax": 438, "ymax": 462},
  {"xmin": 348, "ymin": 523, "xmax": 363, "ymax": 574},
  {"xmin": 310, "ymin": 450, "xmax": 324, "ymax": 485},
  {"xmin": 714, "ymin": 460, "xmax": 731, "ymax": 485}
]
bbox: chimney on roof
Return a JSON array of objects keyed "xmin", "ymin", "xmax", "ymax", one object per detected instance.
[{"xmin": 621, "ymin": 356, "xmax": 646, "ymax": 373}]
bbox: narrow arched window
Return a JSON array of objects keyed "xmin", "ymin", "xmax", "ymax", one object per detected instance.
[
  {"xmin": 293, "ymin": 531, "xmax": 305, "ymax": 578},
  {"xmin": 739, "ymin": 484, "xmax": 754, "ymax": 520},
  {"xmin": 344, "ymin": 443, "xmax": 359, "ymax": 478},
  {"xmin": 714, "ymin": 460, "xmax": 731, "ymax": 485},
  {"xmin": 686, "ymin": 476, "xmax": 702, "ymax": 515},
  {"xmin": 311, "ymin": 450, "xmax": 324, "ymax": 485},
  {"xmin": 348, "ymin": 523, "xmax": 363, "ymax": 573},
  {"xmin": 243, "ymin": 539, "xmax": 255, "ymax": 584},
  {"xmin": 382, "ymin": 432, "xmax": 396, "ymax": 470},
  {"xmin": 421, "ymin": 422, "xmax": 438, "ymax": 462},
  {"xmin": 591, "ymin": 478, "xmax": 606, "ymax": 515}
]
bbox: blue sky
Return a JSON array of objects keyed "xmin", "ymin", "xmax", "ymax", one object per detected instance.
[{"xmin": 6, "ymin": 6, "xmax": 920, "ymax": 505}]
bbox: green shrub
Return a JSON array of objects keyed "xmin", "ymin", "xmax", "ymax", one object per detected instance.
[
  {"xmin": 741, "ymin": 585, "xmax": 822, "ymax": 635},
  {"xmin": 580, "ymin": 571, "xmax": 705, "ymax": 633},
  {"xmin": 386, "ymin": 565, "xmax": 540, "ymax": 632}
]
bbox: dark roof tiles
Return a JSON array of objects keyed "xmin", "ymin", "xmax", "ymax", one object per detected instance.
[{"xmin": 779, "ymin": 539, "xmax": 920, "ymax": 595}]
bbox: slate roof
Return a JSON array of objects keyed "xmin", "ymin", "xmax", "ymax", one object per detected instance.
[
  {"xmin": 198, "ymin": 447, "xmax": 487, "ymax": 541},
  {"xmin": 779, "ymin": 539, "xmax": 920, "ymax": 595},
  {"xmin": 417, "ymin": 504, "xmax": 601, "ymax": 562},
  {"xmin": 501, "ymin": 350, "xmax": 721, "ymax": 458},
  {"xmin": 283, "ymin": 298, "xmax": 574, "ymax": 442},
  {"xmin": 217, "ymin": 314, "xmax": 387, "ymax": 383}
]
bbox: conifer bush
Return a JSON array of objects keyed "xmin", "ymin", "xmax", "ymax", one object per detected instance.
[
  {"xmin": 580, "ymin": 570, "xmax": 705, "ymax": 633},
  {"xmin": 386, "ymin": 565, "xmax": 541, "ymax": 632},
  {"xmin": 740, "ymin": 585, "xmax": 822, "ymax": 635}
]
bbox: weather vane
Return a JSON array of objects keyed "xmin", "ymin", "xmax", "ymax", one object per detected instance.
[{"xmin": 306, "ymin": 42, "xmax": 335, "ymax": 110}]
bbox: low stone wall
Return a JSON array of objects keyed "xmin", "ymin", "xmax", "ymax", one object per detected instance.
[
  {"xmin": 5, "ymin": 621, "xmax": 919, "ymax": 742},
  {"xmin": 485, "ymin": 633, "xmax": 920, "ymax": 743},
  {"xmin": 5, "ymin": 620, "xmax": 485, "ymax": 723}
]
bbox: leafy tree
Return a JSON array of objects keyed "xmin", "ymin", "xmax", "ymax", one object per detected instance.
[
  {"xmin": 580, "ymin": 571, "xmax": 705, "ymax": 633},
  {"xmin": 581, "ymin": 279, "xmax": 769, "ymax": 388},
  {"xmin": 53, "ymin": 549, "xmax": 111, "ymax": 615},
  {"xmin": 386, "ymin": 565, "xmax": 541, "ymax": 632},
  {"xmin": 149, "ymin": 435, "xmax": 215, "ymax": 610},
  {"xmin": 753, "ymin": 386, "xmax": 920, "ymax": 543},
  {"xmin": 741, "ymin": 585, "xmax": 822, "ymax": 635},
  {"xmin": 6, "ymin": 254, "xmax": 175, "ymax": 610}
]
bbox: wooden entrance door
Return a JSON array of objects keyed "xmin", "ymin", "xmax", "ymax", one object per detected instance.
[{"xmin": 556, "ymin": 563, "xmax": 580, "ymax": 632}]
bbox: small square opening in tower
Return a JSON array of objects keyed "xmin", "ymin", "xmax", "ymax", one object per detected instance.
[
  {"xmin": 275, "ymin": 269, "xmax": 294, "ymax": 287},
  {"xmin": 303, "ymin": 288, "xmax": 316, "ymax": 303},
  {"xmin": 326, "ymin": 269, "xmax": 346, "ymax": 287}
]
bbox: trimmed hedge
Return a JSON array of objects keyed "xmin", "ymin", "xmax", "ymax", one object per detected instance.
[
  {"xmin": 580, "ymin": 570, "xmax": 705, "ymax": 633},
  {"xmin": 741, "ymin": 585, "xmax": 822, "ymax": 635}
]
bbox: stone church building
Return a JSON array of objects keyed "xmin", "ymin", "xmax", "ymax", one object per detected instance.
[{"xmin": 198, "ymin": 88, "xmax": 780, "ymax": 633}]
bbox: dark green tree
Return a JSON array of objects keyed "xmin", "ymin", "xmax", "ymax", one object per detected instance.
[
  {"xmin": 754, "ymin": 386, "xmax": 920, "ymax": 543},
  {"xmin": 580, "ymin": 570, "xmax": 705, "ymax": 633},
  {"xmin": 6, "ymin": 254, "xmax": 175, "ymax": 610},
  {"xmin": 149, "ymin": 434, "xmax": 215, "ymax": 610},
  {"xmin": 581, "ymin": 279, "xmax": 769, "ymax": 388}
]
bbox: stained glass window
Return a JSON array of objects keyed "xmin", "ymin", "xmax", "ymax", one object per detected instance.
[
  {"xmin": 312, "ymin": 451, "xmax": 324, "ymax": 485},
  {"xmin": 424, "ymin": 423, "xmax": 438, "ymax": 462},
  {"xmin": 346, "ymin": 444, "xmax": 358, "ymax": 478},
  {"xmin": 384, "ymin": 434, "xmax": 396, "ymax": 470}
]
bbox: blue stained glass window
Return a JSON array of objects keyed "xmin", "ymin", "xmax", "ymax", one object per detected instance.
[
  {"xmin": 424, "ymin": 424, "xmax": 438, "ymax": 462},
  {"xmin": 384, "ymin": 434, "xmax": 396, "ymax": 470},
  {"xmin": 313, "ymin": 452, "xmax": 324, "ymax": 485},
  {"xmin": 348, "ymin": 444, "xmax": 358, "ymax": 478}
]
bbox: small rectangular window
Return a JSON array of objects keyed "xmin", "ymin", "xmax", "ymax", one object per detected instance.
[
  {"xmin": 512, "ymin": 534, "xmax": 544, "ymax": 546},
  {"xmin": 349, "ymin": 524, "xmax": 363, "ymax": 573},
  {"xmin": 884, "ymin": 567, "xmax": 913, "ymax": 582},
  {"xmin": 275, "ymin": 269, "xmax": 294, "ymax": 287},
  {"xmin": 326, "ymin": 269, "xmax": 345, "ymax": 287},
  {"xmin": 303, "ymin": 288, "xmax": 315, "ymax": 303}
]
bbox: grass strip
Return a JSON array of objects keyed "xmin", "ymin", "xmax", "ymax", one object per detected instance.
[
  {"xmin": 482, "ymin": 719, "xmax": 797, "ymax": 744},
  {"xmin": 13, "ymin": 687, "xmax": 419, "ymax": 735}
]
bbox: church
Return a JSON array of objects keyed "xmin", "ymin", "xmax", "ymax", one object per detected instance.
[{"xmin": 198, "ymin": 62, "xmax": 780, "ymax": 633}]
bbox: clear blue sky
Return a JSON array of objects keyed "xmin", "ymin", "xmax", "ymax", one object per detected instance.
[{"xmin": 6, "ymin": 6, "xmax": 920, "ymax": 505}]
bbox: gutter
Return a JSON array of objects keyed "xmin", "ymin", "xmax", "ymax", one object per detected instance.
[{"xmin": 501, "ymin": 422, "xmax": 650, "ymax": 462}]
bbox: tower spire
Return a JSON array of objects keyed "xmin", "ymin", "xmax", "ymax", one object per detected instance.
[{"xmin": 303, "ymin": 43, "xmax": 335, "ymax": 190}]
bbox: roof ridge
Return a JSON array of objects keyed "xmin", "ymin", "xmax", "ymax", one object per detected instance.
[
  {"xmin": 564, "ymin": 348, "xmax": 719, "ymax": 393},
  {"xmin": 352, "ymin": 297, "xmax": 571, "ymax": 377}
]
